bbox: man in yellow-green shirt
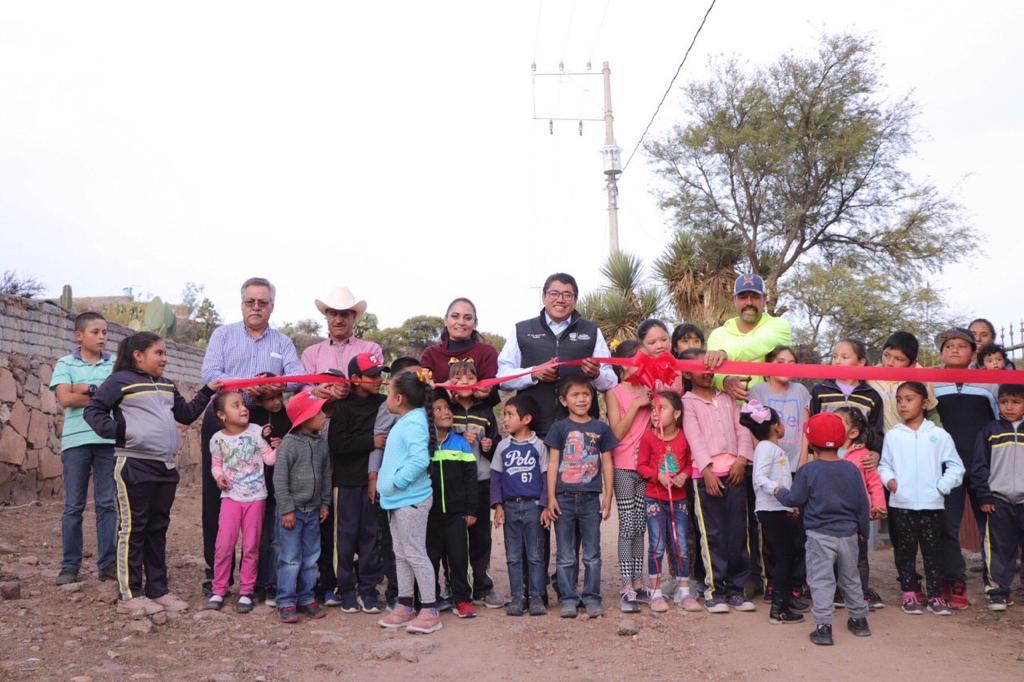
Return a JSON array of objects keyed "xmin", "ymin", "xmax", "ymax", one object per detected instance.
[{"xmin": 706, "ymin": 274, "xmax": 792, "ymax": 402}]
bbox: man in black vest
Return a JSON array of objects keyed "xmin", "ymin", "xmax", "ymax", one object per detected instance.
[
  {"xmin": 497, "ymin": 272, "xmax": 618, "ymax": 437},
  {"xmin": 497, "ymin": 272, "xmax": 618, "ymax": 606}
]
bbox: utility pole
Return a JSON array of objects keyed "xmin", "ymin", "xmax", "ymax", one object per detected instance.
[
  {"xmin": 601, "ymin": 62, "xmax": 622, "ymax": 253},
  {"xmin": 533, "ymin": 60, "xmax": 622, "ymax": 255}
]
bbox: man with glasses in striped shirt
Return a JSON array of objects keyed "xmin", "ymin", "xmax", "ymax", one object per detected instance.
[{"xmin": 199, "ymin": 277, "xmax": 304, "ymax": 598}]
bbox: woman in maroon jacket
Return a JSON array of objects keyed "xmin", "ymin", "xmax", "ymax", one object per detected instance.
[{"xmin": 420, "ymin": 298, "xmax": 498, "ymax": 388}]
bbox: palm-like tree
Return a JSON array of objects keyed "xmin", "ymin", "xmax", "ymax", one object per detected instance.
[
  {"xmin": 653, "ymin": 228, "xmax": 746, "ymax": 330},
  {"xmin": 579, "ymin": 251, "xmax": 662, "ymax": 345}
]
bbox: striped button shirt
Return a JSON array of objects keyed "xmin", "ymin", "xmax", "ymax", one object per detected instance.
[{"xmin": 201, "ymin": 322, "xmax": 304, "ymax": 384}]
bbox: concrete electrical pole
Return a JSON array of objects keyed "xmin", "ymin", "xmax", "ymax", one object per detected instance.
[{"xmin": 533, "ymin": 60, "xmax": 622, "ymax": 255}]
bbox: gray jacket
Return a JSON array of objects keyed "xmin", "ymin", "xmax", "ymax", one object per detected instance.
[{"xmin": 274, "ymin": 430, "xmax": 332, "ymax": 514}]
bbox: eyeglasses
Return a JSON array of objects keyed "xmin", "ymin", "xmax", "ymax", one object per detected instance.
[
  {"xmin": 243, "ymin": 298, "xmax": 273, "ymax": 309},
  {"xmin": 545, "ymin": 290, "xmax": 576, "ymax": 301}
]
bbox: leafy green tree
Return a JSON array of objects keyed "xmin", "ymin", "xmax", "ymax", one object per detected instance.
[
  {"xmin": 355, "ymin": 313, "xmax": 379, "ymax": 339},
  {"xmin": 192, "ymin": 298, "xmax": 222, "ymax": 349},
  {"xmin": 277, "ymin": 318, "xmax": 323, "ymax": 355},
  {"xmin": 579, "ymin": 251, "xmax": 662, "ymax": 345},
  {"xmin": 647, "ymin": 33, "xmax": 973, "ymax": 311},
  {"xmin": 786, "ymin": 261, "xmax": 960, "ymax": 366},
  {"xmin": 367, "ymin": 316, "xmax": 444, "ymax": 363},
  {"xmin": 480, "ymin": 332, "xmax": 506, "ymax": 351}
]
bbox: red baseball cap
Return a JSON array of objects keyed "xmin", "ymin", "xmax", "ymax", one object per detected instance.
[
  {"xmin": 286, "ymin": 391, "xmax": 327, "ymax": 432},
  {"xmin": 804, "ymin": 412, "xmax": 846, "ymax": 449},
  {"xmin": 347, "ymin": 352, "xmax": 390, "ymax": 377}
]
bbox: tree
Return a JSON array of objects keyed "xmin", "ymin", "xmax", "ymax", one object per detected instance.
[
  {"xmin": 653, "ymin": 228, "xmax": 744, "ymax": 330},
  {"xmin": 0, "ymin": 270, "xmax": 46, "ymax": 298},
  {"xmin": 366, "ymin": 316, "xmax": 444, "ymax": 363},
  {"xmin": 277, "ymin": 318, "xmax": 324, "ymax": 355},
  {"xmin": 480, "ymin": 332, "xmax": 506, "ymax": 351},
  {"xmin": 647, "ymin": 33, "xmax": 973, "ymax": 311},
  {"xmin": 786, "ymin": 261, "xmax": 961, "ymax": 366},
  {"xmin": 579, "ymin": 251, "xmax": 662, "ymax": 344},
  {"xmin": 180, "ymin": 282, "xmax": 203, "ymax": 318},
  {"xmin": 192, "ymin": 298, "xmax": 222, "ymax": 349},
  {"xmin": 355, "ymin": 313, "xmax": 379, "ymax": 339}
]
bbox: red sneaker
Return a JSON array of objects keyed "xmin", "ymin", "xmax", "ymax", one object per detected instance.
[
  {"xmin": 454, "ymin": 601, "xmax": 477, "ymax": 619},
  {"xmin": 948, "ymin": 581, "xmax": 970, "ymax": 610}
]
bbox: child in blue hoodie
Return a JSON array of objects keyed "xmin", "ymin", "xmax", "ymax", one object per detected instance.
[
  {"xmin": 376, "ymin": 370, "xmax": 442, "ymax": 635},
  {"xmin": 878, "ymin": 381, "xmax": 964, "ymax": 617}
]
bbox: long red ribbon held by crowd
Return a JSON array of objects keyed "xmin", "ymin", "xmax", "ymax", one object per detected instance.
[{"xmin": 218, "ymin": 352, "xmax": 1023, "ymax": 393}]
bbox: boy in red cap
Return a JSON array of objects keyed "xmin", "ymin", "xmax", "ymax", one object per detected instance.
[
  {"xmin": 272, "ymin": 391, "xmax": 332, "ymax": 623},
  {"xmin": 774, "ymin": 413, "xmax": 871, "ymax": 646}
]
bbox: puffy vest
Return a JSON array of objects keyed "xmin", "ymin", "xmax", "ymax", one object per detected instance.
[{"xmin": 515, "ymin": 310, "xmax": 600, "ymax": 436}]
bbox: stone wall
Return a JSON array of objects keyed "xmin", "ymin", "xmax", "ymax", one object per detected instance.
[{"xmin": 0, "ymin": 295, "xmax": 206, "ymax": 504}]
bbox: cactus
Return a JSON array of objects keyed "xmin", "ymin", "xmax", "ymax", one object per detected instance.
[
  {"xmin": 143, "ymin": 297, "xmax": 177, "ymax": 337},
  {"xmin": 59, "ymin": 284, "xmax": 73, "ymax": 310}
]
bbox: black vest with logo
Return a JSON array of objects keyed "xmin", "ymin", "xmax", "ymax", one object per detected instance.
[{"xmin": 515, "ymin": 310, "xmax": 600, "ymax": 436}]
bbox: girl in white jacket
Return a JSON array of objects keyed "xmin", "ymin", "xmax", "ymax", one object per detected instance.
[{"xmin": 878, "ymin": 382, "xmax": 964, "ymax": 617}]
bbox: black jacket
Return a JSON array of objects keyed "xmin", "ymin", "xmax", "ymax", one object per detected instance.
[
  {"xmin": 328, "ymin": 392, "xmax": 387, "ymax": 487},
  {"xmin": 515, "ymin": 310, "xmax": 600, "ymax": 436}
]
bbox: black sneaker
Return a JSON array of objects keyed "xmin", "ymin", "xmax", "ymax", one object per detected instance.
[
  {"xmin": 865, "ymin": 589, "xmax": 885, "ymax": 610},
  {"xmin": 987, "ymin": 594, "xmax": 1008, "ymax": 612},
  {"xmin": 769, "ymin": 603, "xmax": 804, "ymax": 624},
  {"xmin": 809, "ymin": 624, "xmax": 834, "ymax": 646},
  {"xmin": 204, "ymin": 596, "xmax": 225, "ymax": 611},
  {"xmin": 438, "ymin": 594, "xmax": 453, "ymax": 612},
  {"xmin": 202, "ymin": 580, "xmax": 213, "ymax": 598},
  {"xmin": 55, "ymin": 567, "xmax": 80, "ymax": 586},
  {"xmin": 528, "ymin": 598, "xmax": 547, "ymax": 616},
  {"xmin": 278, "ymin": 606, "xmax": 299, "ymax": 624},
  {"xmin": 847, "ymin": 617, "xmax": 871, "ymax": 637},
  {"xmin": 98, "ymin": 564, "xmax": 118, "ymax": 582},
  {"xmin": 788, "ymin": 592, "xmax": 810, "ymax": 612},
  {"xmin": 360, "ymin": 594, "xmax": 382, "ymax": 614},
  {"xmin": 506, "ymin": 600, "xmax": 525, "ymax": 616},
  {"xmin": 299, "ymin": 601, "xmax": 326, "ymax": 619}
]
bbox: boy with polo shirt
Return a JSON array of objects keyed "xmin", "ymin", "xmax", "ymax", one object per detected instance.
[{"xmin": 49, "ymin": 312, "xmax": 117, "ymax": 585}]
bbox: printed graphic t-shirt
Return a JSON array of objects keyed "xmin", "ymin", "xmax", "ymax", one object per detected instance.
[
  {"xmin": 544, "ymin": 417, "xmax": 618, "ymax": 494},
  {"xmin": 749, "ymin": 381, "xmax": 810, "ymax": 473}
]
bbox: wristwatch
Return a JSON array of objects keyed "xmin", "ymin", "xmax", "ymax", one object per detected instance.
[{"xmin": 87, "ymin": 384, "xmax": 98, "ymax": 397}]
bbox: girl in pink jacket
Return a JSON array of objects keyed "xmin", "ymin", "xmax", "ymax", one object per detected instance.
[{"xmin": 834, "ymin": 406, "xmax": 887, "ymax": 610}]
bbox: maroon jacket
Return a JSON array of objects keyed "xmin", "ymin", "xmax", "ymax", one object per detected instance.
[{"xmin": 420, "ymin": 339, "xmax": 498, "ymax": 384}]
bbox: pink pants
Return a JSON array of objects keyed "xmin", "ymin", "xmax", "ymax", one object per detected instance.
[{"xmin": 213, "ymin": 498, "xmax": 265, "ymax": 596}]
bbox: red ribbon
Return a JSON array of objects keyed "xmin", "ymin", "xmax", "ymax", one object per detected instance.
[{"xmin": 218, "ymin": 354, "xmax": 1022, "ymax": 393}]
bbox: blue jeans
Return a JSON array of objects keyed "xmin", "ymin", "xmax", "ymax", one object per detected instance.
[
  {"xmin": 61, "ymin": 444, "xmax": 116, "ymax": 571},
  {"xmin": 276, "ymin": 509, "xmax": 321, "ymax": 608},
  {"xmin": 502, "ymin": 499, "xmax": 545, "ymax": 599},
  {"xmin": 554, "ymin": 491, "xmax": 602, "ymax": 606},
  {"xmin": 645, "ymin": 496, "xmax": 690, "ymax": 578}
]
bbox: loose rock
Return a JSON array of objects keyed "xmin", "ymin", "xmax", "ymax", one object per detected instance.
[{"xmin": 617, "ymin": 619, "xmax": 640, "ymax": 636}]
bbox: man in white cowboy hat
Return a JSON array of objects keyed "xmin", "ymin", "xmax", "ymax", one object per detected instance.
[{"xmin": 301, "ymin": 286, "xmax": 382, "ymax": 401}]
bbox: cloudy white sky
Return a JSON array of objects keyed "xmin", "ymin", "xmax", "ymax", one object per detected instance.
[{"xmin": 2, "ymin": 1, "xmax": 1021, "ymax": 342}]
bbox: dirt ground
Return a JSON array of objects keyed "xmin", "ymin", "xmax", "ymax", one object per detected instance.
[{"xmin": 2, "ymin": 486, "xmax": 1023, "ymax": 681}]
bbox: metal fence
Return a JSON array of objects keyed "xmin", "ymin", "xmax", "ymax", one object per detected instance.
[{"xmin": 998, "ymin": 320, "xmax": 1024, "ymax": 362}]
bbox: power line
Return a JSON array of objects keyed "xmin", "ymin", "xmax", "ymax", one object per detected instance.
[
  {"xmin": 621, "ymin": 0, "xmax": 717, "ymax": 176},
  {"xmin": 587, "ymin": 0, "xmax": 612, "ymax": 66},
  {"xmin": 559, "ymin": 0, "xmax": 577, "ymax": 67}
]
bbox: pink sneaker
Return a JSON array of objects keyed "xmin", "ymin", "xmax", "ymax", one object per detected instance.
[
  {"xmin": 679, "ymin": 594, "xmax": 702, "ymax": 612},
  {"xmin": 151, "ymin": 593, "xmax": 189, "ymax": 612},
  {"xmin": 377, "ymin": 604, "xmax": 416, "ymax": 628},
  {"xmin": 649, "ymin": 590, "xmax": 669, "ymax": 613},
  {"xmin": 406, "ymin": 607, "xmax": 443, "ymax": 634}
]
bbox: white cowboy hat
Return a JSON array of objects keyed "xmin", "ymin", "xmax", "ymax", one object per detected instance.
[{"xmin": 315, "ymin": 287, "xmax": 367, "ymax": 317}]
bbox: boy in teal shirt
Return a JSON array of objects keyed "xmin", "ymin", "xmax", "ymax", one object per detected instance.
[{"xmin": 49, "ymin": 312, "xmax": 116, "ymax": 585}]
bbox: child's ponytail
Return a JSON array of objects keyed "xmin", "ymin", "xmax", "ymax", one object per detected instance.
[{"xmin": 113, "ymin": 331, "xmax": 162, "ymax": 373}]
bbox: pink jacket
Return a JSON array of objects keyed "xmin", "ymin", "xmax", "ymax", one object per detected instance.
[
  {"xmin": 682, "ymin": 390, "xmax": 754, "ymax": 476},
  {"xmin": 843, "ymin": 446, "xmax": 886, "ymax": 510}
]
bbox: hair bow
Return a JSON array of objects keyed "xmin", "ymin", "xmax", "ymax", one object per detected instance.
[
  {"xmin": 416, "ymin": 367, "xmax": 435, "ymax": 388},
  {"xmin": 741, "ymin": 400, "xmax": 772, "ymax": 424}
]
